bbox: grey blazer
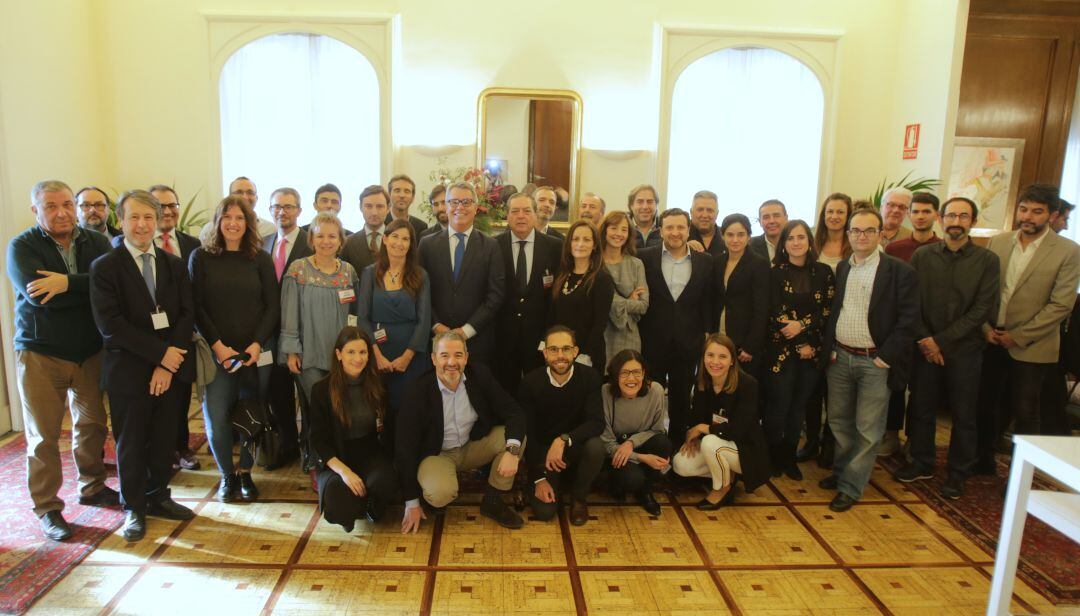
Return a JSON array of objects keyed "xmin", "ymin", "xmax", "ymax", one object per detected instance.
[{"xmin": 983, "ymin": 230, "xmax": 1080, "ymax": 363}]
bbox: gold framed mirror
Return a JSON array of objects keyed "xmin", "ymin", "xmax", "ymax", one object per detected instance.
[{"xmin": 477, "ymin": 88, "xmax": 583, "ymax": 228}]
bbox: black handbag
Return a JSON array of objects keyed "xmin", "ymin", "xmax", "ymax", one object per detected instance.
[{"xmin": 228, "ymin": 366, "xmax": 274, "ymax": 459}]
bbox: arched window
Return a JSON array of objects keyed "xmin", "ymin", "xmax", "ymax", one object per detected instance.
[
  {"xmin": 667, "ymin": 47, "xmax": 825, "ymax": 233},
  {"xmin": 219, "ymin": 33, "xmax": 380, "ymax": 232}
]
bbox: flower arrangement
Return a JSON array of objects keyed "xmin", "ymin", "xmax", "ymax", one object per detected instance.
[{"xmin": 419, "ymin": 158, "xmax": 508, "ymax": 234}]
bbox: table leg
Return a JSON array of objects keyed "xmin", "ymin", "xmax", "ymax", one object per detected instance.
[{"xmin": 987, "ymin": 456, "xmax": 1034, "ymax": 615}]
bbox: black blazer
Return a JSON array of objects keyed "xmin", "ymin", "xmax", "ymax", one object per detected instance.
[
  {"xmin": 495, "ymin": 230, "xmax": 563, "ymax": 364},
  {"xmin": 385, "ymin": 213, "xmax": 429, "ymax": 238},
  {"xmin": 418, "ymin": 228, "xmax": 505, "ymax": 360},
  {"xmin": 639, "ymin": 246, "xmax": 714, "ymax": 359},
  {"xmin": 688, "ymin": 371, "xmax": 769, "ymax": 491},
  {"xmin": 824, "ymin": 253, "xmax": 920, "ymax": 390},
  {"xmin": 690, "ymin": 224, "xmax": 726, "ymax": 260},
  {"xmin": 340, "ymin": 228, "xmax": 381, "ymax": 279},
  {"xmin": 714, "ymin": 252, "xmax": 769, "ymax": 360},
  {"xmin": 395, "ymin": 363, "xmax": 525, "ymax": 501},
  {"xmin": 748, "ymin": 235, "xmax": 771, "ymax": 262},
  {"xmin": 544, "ymin": 226, "xmax": 565, "ymax": 241},
  {"xmin": 89, "ymin": 245, "xmax": 195, "ymax": 394},
  {"xmin": 262, "ymin": 230, "xmax": 314, "ymax": 284}
]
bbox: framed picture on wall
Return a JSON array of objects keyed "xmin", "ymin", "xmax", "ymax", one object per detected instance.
[{"xmin": 946, "ymin": 137, "xmax": 1025, "ymax": 236}]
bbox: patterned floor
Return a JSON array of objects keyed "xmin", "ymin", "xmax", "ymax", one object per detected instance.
[{"xmin": 20, "ymin": 411, "xmax": 1076, "ymax": 615}]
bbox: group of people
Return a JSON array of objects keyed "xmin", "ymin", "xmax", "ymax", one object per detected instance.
[{"xmin": 8, "ymin": 173, "xmax": 1078, "ymax": 543}]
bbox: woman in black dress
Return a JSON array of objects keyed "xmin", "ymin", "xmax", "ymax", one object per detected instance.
[
  {"xmin": 713, "ymin": 213, "xmax": 770, "ymax": 379},
  {"xmin": 549, "ymin": 220, "xmax": 615, "ymax": 369},
  {"xmin": 308, "ymin": 327, "xmax": 398, "ymax": 532}
]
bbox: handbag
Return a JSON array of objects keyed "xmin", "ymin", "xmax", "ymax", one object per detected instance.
[{"xmin": 228, "ymin": 366, "xmax": 274, "ymax": 459}]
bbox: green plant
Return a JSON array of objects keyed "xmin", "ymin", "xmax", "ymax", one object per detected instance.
[
  {"xmin": 177, "ymin": 187, "xmax": 209, "ymax": 235},
  {"xmin": 868, "ymin": 171, "xmax": 941, "ymax": 207}
]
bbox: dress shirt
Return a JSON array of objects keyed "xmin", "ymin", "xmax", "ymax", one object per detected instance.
[
  {"xmin": 438, "ymin": 374, "xmax": 479, "ymax": 451},
  {"xmin": 546, "ymin": 365, "xmax": 574, "ymax": 388},
  {"xmin": 510, "ymin": 229, "xmax": 536, "ymax": 286},
  {"xmin": 365, "ymin": 224, "xmax": 386, "ymax": 252},
  {"xmin": 154, "ymin": 229, "xmax": 178, "ymax": 255},
  {"xmin": 765, "ymin": 238, "xmax": 777, "ymax": 262},
  {"xmin": 835, "ymin": 249, "xmax": 879, "ymax": 348},
  {"xmin": 660, "ymin": 245, "xmax": 692, "ymax": 301},
  {"xmin": 274, "ymin": 226, "xmax": 301, "ymax": 261},
  {"xmin": 997, "ymin": 228, "xmax": 1051, "ymax": 325},
  {"xmin": 123, "ymin": 238, "xmax": 157, "ymax": 284}
]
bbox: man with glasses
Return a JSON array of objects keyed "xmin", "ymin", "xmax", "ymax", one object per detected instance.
[
  {"xmin": 76, "ymin": 186, "xmax": 120, "ymax": 239},
  {"xmin": 821, "ymin": 208, "xmax": 919, "ymax": 512},
  {"xmin": 301, "ymin": 183, "xmax": 352, "ymax": 237},
  {"xmin": 893, "ymin": 197, "xmax": 998, "ymax": 499},
  {"xmin": 419, "ymin": 182, "xmax": 505, "ymax": 364},
  {"xmin": 386, "ymin": 175, "xmax": 429, "ymax": 238},
  {"xmin": 749, "ymin": 199, "xmax": 788, "ymax": 262},
  {"xmin": 628, "ymin": 185, "xmax": 662, "ymax": 250},
  {"xmin": 878, "ymin": 187, "xmax": 913, "ymax": 247},
  {"xmin": 261, "ymin": 187, "xmax": 313, "ymax": 470}
]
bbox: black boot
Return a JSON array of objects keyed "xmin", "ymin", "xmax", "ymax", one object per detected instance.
[
  {"xmin": 784, "ymin": 443, "xmax": 803, "ymax": 481},
  {"xmin": 480, "ymin": 487, "xmax": 523, "ymax": 529},
  {"xmin": 769, "ymin": 443, "xmax": 784, "ymax": 477},
  {"xmin": 817, "ymin": 438, "xmax": 835, "ymax": 470}
]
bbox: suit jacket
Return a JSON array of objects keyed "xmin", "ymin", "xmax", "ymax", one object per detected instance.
[
  {"xmin": 748, "ymin": 235, "xmax": 773, "ymax": 262},
  {"xmin": 543, "ymin": 226, "xmax": 565, "ymax": 241},
  {"xmin": 714, "ymin": 251, "xmax": 769, "ymax": 360},
  {"xmin": 690, "ymin": 224, "xmax": 726, "ymax": 260},
  {"xmin": 495, "ymin": 230, "xmax": 563, "ymax": 382},
  {"xmin": 112, "ymin": 230, "xmax": 200, "ymax": 263},
  {"xmin": 419, "ymin": 224, "xmax": 445, "ymax": 241},
  {"xmin": 824, "ymin": 253, "xmax": 920, "ymax": 390},
  {"xmin": 418, "ymin": 227, "xmax": 506, "ymax": 360},
  {"xmin": 89, "ymin": 245, "xmax": 195, "ymax": 394},
  {"xmin": 984, "ymin": 230, "xmax": 1080, "ymax": 363},
  {"xmin": 395, "ymin": 364, "xmax": 525, "ymax": 501},
  {"xmin": 638, "ymin": 246, "xmax": 714, "ymax": 360},
  {"xmin": 262, "ymin": 230, "xmax": 314, "ymax": 286},
  {"xmin": 385, "ymin": 213, "xmax": 429, "ymax": 238},
  {"xmin": 340, "ymin": 227, "xmax": 382, "ymax": 277}
]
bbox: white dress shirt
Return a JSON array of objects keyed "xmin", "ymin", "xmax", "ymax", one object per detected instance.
[
  {"xmin": 997, "ymin": 228, "xmax": 1051, "ymax": 325},
  {"xmin": 510, "ymin": 229, "xmax": 536, "ymax": 286}
]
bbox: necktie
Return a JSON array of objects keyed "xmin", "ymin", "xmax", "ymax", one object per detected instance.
[
  {"xmin": 274, "ymin": 237, "xmax": 288, "ymax": 280},
  {"xmin": 369, "ymin": 230, "xmax": 379, "ymax": 254},
  {"xmin": 160, "ymin": 232, "xmax": 175, "ymax": 255},
  {"xmin": 515, "ymin": 240, "xmax": 528, "ymax": 292},
  {"xmin": 453, "ymin": 232, "xmax": 466, "ymax": 281},
  {"xmin": 140, "ymin": 252, "xmax": 155, "ymax": 300}
]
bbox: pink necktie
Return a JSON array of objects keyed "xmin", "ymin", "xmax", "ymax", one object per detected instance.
[
  {"xmin": 160, "ymin": 232, "xmax": 175, "ymax": 255},
  {"xmin": 274, "ymin": 238, "xmax": 288, "ymax": 280}
]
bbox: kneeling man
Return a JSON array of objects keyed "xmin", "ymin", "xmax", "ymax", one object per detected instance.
[{"xmin": 396, "ymin": 331, "xmax": 526, "ymax": 532}]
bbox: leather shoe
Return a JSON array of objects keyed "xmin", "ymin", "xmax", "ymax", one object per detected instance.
[
  {"xmin": 238, "ymin": 472, "xmax": 259, "ymax": 501},
  {"xmin": 818, "ymin": 475, "xmax": 839, "ymax": 490},
  {"xmin": 122, "ymin": 511, "xmax": 147, "ymax": 541},
  {"xmin": 366, "ymin": 499, "xmax": 386, "ymax": 524},
  {"xmin": 784, "ymin": 464, "xmax": 803, "ymax": 481},
  {"xmin": 217, "ymin": 474, "xmax": 238, "ymax": 503},
  {"xmin": 636, "ymin": 490, "xmax": 662, "ymax": 516},
  {"xmin": 795, "ymin": 440, "xmax": 819, "ymax": 463},
  {"xmin": 569, "ymin": 499, "xmax": 589, "ymax": 526},
  {"xmin": 148, "ymin": 498, "xmax": 195, "ymax": 521},
  {"xmin": 479, "ymin": 498, "xmax": 524, "ymax": 529},
  {"xmin": 940, "ymin": 475, "xmax": 965, "ymax": 500},
  {"xmin": 40, "ymin": 511, "xmax": 73, "ymax": 541},
  {"xmin": 828, "ymin": 493, "xmax": 857, "ymax": 512},
  {"xmin": 697, "ymin": 486, "xmax": 737, "ymax": 510},
  {"xmin": 78, "ymin": 486, "xmax": 119, "ymax": 507}
]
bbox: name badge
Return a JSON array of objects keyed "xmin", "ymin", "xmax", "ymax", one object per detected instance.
[
  {"xmin": 376, "ymin": 417, "xmax": 384, "ymax": 433},
  {"xmin": 257, "ymin": 350, "xmax": 273, "ymax": 367},
  {"xmin": 712, "ymin": 413, "xmax": 728, "ymax": 425},
  {"xmin": 374, "ymin": 327, "xmax": 388, "ymax": 344},
  {"xmin": 338, "ymin": 288, "xmax": 356, "ymax": 303},
  {"xmin": 542, "ymin": 272, "xmax": 554, "ymax": 289},
  {"xmin": 151, "ymin": 310, "xmax": 169, "ymax": 330},
  {"xmin": 347, "ymin": 315, "xmax": 358, "ymax": 327}
]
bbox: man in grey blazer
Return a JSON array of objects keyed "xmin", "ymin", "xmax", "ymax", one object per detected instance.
[
  {"xmin": 976, "ymin": 184, "xmax": 1080, "ymax": 474},
  {"xmin": 418, "ymin": 181, "xmax": 505, "ymax": 364},
  {"xmin": 342, "ymin": 185, "xmax": 391, "ymax": 276}
]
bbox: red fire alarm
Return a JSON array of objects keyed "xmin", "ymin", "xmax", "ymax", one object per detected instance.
[{"xmin": 903, "ymin": 124, "xmax": 920, "ymax": 160}]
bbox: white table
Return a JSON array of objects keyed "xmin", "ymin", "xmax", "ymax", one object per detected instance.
[{"xmin": 987, "ymin": 435, "xmax": 1080, "ymax": 615}]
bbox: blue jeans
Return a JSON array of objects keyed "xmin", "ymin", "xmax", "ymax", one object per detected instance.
[
  {"xmin": 765, "ymin": 358, "xmax": 822, "ymax": 450},
  {"xmin": 826, "ymin": 348, "xmax": 891, "ymax": 499},
  {"xmin": 202, "ymin": 363, "xmax": 271, "ymax": 476}
]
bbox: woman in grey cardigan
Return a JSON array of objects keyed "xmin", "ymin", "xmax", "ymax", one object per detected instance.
[{"xmin": 599, "ymin": 212, "xmax": 648, "ymax": 361}]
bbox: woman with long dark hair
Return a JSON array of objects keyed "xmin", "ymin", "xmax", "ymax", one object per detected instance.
[
  {"xmin": 713, "ymin": 213, "xmax": 770, "ymax": 378},
  {"xmin": 765, "ymin": 220, "xmax": 835, "ymax": 480},
  {"xmin": 308, "ymin": 327, "xmax": 399, "ymax": 532},
  {"xmin": 600, "ymin": 211, "xmax": 648, "ymax": 361},
  {"xmin": 190, "ymin": 196, "xmax": 279, "ymax": 502},
  {"xmin": 672, "ymin": 334, "xmax": 769, "ymax": 509},
  {"xmin": 549, "ymin": 220, "xmax": 615, "ymax": 369}
]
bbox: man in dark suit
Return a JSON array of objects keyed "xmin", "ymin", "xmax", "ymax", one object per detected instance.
[
  {"xmin": 639, "ymin": 208, "xmax": 714, "ymax": 438},
  {"xmin": 300, "ymin": 183, "xmax": 352, "ymax": 237},
  {"xmin": 748, "ymin": 199, "xmax": 788, "ymax": 262},
  {"xmin": 386, "ymin": 174, "xmax": 429, "ymax": 238},
  {"xmin": 418, "ymin": 184, "xmax": 448, "ymax": 242},
  {"xmin": 396, "ymin": 331, "xmax": 526, "ymax": 533},
  {"xmin": 261, "ymin": 187, "xmax": 313, "ymax": 470},
  {"xmin": 149, "ymin": 184, "xmax": 201, "ymax": 471},
  {"xmin": 820, "ymin": 208, "xmax": 919, "ymax": 512},
  {"xmin": 76, "ymin": 186, "xmax": 121, "ymax": 239},
  {"xmin": 534, "ymin": 186, "xmax": 565, "ymax": 240},
  {"xmin": 342, "ymin": 185, "xmax": 391, "ymax": 276},
  {"xmin": 687, "ymin": 190, "xmax": 725, "ymax": 259},
  {"xmin": 494, "ymin": 192, "xmax": 563, "ymax": 393},
  {"xmin": 418, "ymin": 182, "xmax": 506, "ymax": 364},
  {"xmin": 89, "ymin": 190, "xmax": 196, "ymax": 541}
]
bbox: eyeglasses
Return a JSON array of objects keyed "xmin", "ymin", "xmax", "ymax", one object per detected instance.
[
  {"xmin": 618, "ymin": 369, "xmax": 644, "ymax": 379},
  {"xmin": 231, "ymin": 190, "xmax": 257, "ymax": 197},
  {"xmin": 884, "ymin": 201, "xmax": 909, "ymax": 212},
  {"xmin": 545, "ymin": 345, "xmax": 576, "ymax": 355},
  {"xmin": 848, "ymin": 227, "xmax": 880, "ymax": 237},
  {"xmin": 447, "ymin": 199, "xmax": 475, "ymax": 209},
  {"xmin": 942, "ymin": 213, "xmax": 972, "ymax": 221},
  {"xmin": 79, "ymin": 202, "xmax": 107, "ymax": 211},
  {"xmin": 159, "ymin": 203, "xmax": 180, "ymax": 210},
  {"xmin": 270, "ymin": 204, "xmax": 299, "ymax": 212}
]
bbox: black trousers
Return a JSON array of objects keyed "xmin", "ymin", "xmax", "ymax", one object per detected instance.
[
  {"xmin": 907, "ymin": 349, "xmax": 982, "ymax": 477},
  {"xmin": 108, "ymin": 383, "xmax": 184, "ymax": 512},
  {"xmin": 803, "ymin": 375, "xmax": 834, "ymax": 448},
  {"xmin": 174, "ymin": 381, "xmax": 193, "ymax": 452},
  {"xmin": 528, "ymin": 438, "xmax": 600, "ymax": 520},
  {"xmin": 1039, "ymin": 362, "xmax": 1070, "ymax": 436},
  {"xmin": 585, "ymin": 433, "xmax": 672, "ymax": 494},
  {"xmin": 267, "ymin": 363, "xmax": 299, "ymax": 456},
  {"xmin": 317, "ymin": 436, "xmax": 398, "ymax": 529},
  {"xmin": 494, "ymin": 330, "xmax": 545, "ymax": 398},
  {"xmin": 886, "ymin": 388, "xmax": 908, "ymax": 433},
  {"xmin": 976, "ymin": 345, "xmax": 1055, "ymax": 466},
  {"xmin": 650, "ymin": 351, "xmax": 697, "ymax": 438}
]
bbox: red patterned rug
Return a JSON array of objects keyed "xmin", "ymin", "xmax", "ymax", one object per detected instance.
[
  {"xmin": 0, "ymin": 430, "xmax": 205, "ymax": 615},
  {"xmin": 880, "ymin": 449, "xmax": 1080, "ymax": 604}
]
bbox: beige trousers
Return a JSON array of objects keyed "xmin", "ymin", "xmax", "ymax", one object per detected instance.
[
  {"xmin": 417, "ymin": 426, "xmax": 524, "ymax": 507},
  {"xmin": 16, "ymin": 350, "xmax": 108, "ymax": 516}
]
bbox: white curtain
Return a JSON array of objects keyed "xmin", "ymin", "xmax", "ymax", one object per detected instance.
[
  {"xmin": 1059, "ymin": 69, "xmax": 1080, "ymax": 246},
  {"xmin": 667, "ymin": 47, "xmax": 825, "ymax": 234},
  {"xmin": 220, "ymin": 33, "xmax": 380, "ymax": 232}
]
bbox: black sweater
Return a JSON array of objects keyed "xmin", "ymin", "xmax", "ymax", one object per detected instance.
[
  {"xmin": 549, "ymin": 269, "xmax": 615, "ymax": 370},
  {"xmin": 189, "ymin": 248, "xmax": 280, "ymax": 349},
  {"xmin": 688, "ymin": 371, "xmax": 770, "ymax": 491},
  {"xmin": 517, "ymin": 364, "xmax": 605, "ymax": 482}
]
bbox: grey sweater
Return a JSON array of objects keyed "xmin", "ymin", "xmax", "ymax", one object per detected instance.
[{"xmin": 599, "ymin": 382, "xmax": 668, "ymax": 462}]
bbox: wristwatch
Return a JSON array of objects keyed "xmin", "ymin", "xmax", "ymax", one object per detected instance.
[
  {"xmin": 505, "ymin": 443, "xmax": 521, "ymax": 456},
  {"xmin": 559, "ymin": 433, "xmax": 572, "ymax": 447}
]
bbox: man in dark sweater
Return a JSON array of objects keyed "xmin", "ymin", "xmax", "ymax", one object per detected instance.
[
  {"xmin": 6, "ymin": 180, "xmax": 117, "ymax": 541},
  {"xmin": 518, "ymin": 326, "xmax": 605, "ymax": 525}
]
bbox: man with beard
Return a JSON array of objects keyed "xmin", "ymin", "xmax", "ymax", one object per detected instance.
[
  {"xmin": 385, "ymin": 175, "xmax": 429, "ymax": 238},
  {"xmin": 517, "ymin": 326, "xmax": 604, "ymax": 525},
  {"xmin": 577, "ymin": 193, "xmax": 605, "ymax": 225},
  {"xmin": 893, "ymin": 197, "xmax": 999, "ymax": 499},
  {"xmin": 975, "ymin": 184, "xmax": 1080, "ymax": 475},
  {"xmin": 76, "ymin": 187, "xmax": 120, "ymax": 239},
  {"xmin": 687, "ymin": 190, "xmax": 725, "ymax": 259},
  {"xmin": 748, "ymin": 199, "xmax": 788, "ymax": 261},
  {"xmin": 534, "ymin": 186, "xmax": 564, "ymax": 240},
  {"xmin": 878, "ymin": 187, "xmax": 913, "ymax": 248},
  {"xmin": 628, "ymin": 185, "xmax": 662, "ymax": 250},
  {"xmin": 199, "ymin": 176, "xmax": 275, "ymax": 243},
  {"xmin": 419, "ymin": 184, "xmax": 448, "ymax": 240}
]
